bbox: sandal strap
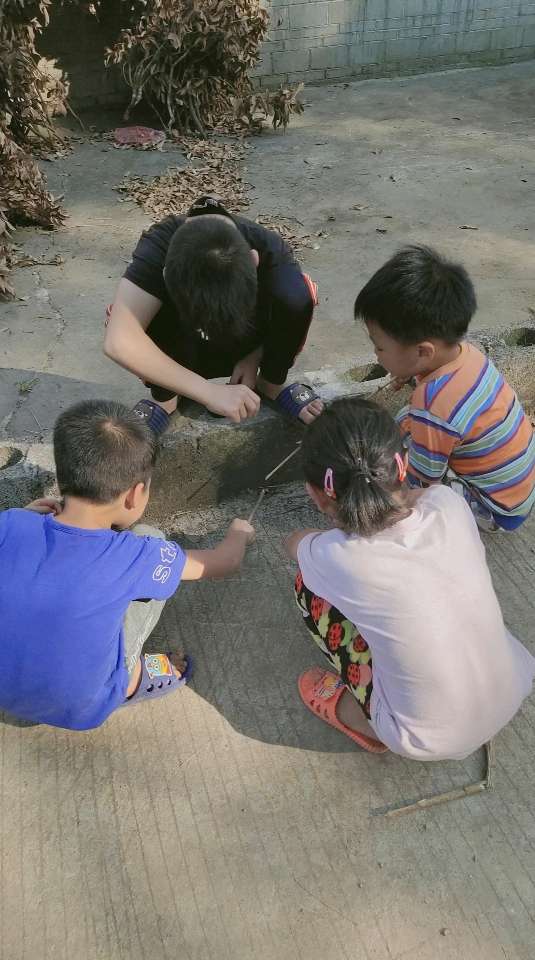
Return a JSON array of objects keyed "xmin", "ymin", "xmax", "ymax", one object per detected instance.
[
  {"xmin": 131, "ymin": 399, "xmax": 170, "ymax": 436},
  {"xmin": 276, "ymin": 382, "xmax": 320, "ymax": 419}
]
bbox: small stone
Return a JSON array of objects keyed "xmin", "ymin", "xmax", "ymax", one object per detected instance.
[{"xmin": 439, "ymin": 927, "xmax": 449, "ymax": 937}]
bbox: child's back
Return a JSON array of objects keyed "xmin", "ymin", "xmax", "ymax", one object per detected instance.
[
  {"xmin": 286, "ymin": 397, "xmax": 534, "ymax": 760},
  {"xmin": 0, "ymin": 507, "xmax": 183, "ymax": 728},
  {"xmin": 399, "ymin": 341, "xmax": 535, "ymax": 527},
  {"xmin": 298, "ymin": 484, "xmax": 534, "ymax": 758}
]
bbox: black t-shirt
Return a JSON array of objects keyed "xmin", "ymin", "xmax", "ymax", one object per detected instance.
[
  {"xmin": 123, "ymin": 209, "xmax": 310, "ymax": 384},
  {"xmin": 124, "ymin": 212, "xmax": 297, "ymax": 327}
]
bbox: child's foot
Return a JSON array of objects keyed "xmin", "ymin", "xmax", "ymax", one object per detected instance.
[
  {"xmin": 131, "ymin": 399, "xmax": 174, "ymax": 436},
  {"xmin": 297, "ymin": 667, "xmax": 388, "ymax": 753},
  {"xmin": 257, "ymin": 376, "xmax": 323, "ymax": 424},
  {"xmin": 124, "ymin": 652, "xmax": 193, "ymax": 705}
]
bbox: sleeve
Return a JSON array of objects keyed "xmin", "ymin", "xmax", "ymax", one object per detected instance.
[
  {"xmin": 402, "ymin": 407, "xmax": 461, "ymax": 485},
  {"xmin": 129, "ymin": 535, "xmax": 187, "ymax": 602},
  {"xmin": 296, "ymin": 532, "xmax": 324, "ymax": 585},
  {"xmin": 124, "ymin": 215, "xmax": 183, "ymax": 300}
]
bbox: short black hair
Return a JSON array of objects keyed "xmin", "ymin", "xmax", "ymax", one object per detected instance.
[
  {"xmin": 164, "ymin": 216, "xmax": 258, "ymax": 342},
  {"xmin": 301, "ymin": 397, "xmax": 409, "ymax": 537},
  {"xmin": 54, "ymin": 400, "xmax": 158, "ymax": 503},
  {"xmin": 354, "ymin": 245, "xmax": 477, "ymax": 344}
]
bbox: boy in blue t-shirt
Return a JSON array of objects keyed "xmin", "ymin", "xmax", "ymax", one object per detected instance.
[{"xmin": 0, "ymin": 399, "xmax": 254, "ymax": 730}]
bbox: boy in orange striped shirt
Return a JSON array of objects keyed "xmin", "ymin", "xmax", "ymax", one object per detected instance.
[{"xmin": 355, "ymin": 245, "xmax": 535, "ymax": 531}]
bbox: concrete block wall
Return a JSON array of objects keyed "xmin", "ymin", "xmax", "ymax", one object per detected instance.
[
  {"xmin": 252, "ymin": 0, "xmax": 535, "ymax": 86},
  {"xmin": 39, "ymin": 1, "xmax": 128, "ymax": 109}
]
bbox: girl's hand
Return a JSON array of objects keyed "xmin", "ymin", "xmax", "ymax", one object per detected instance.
[{"xmin": 25, "ymin": 497, "xmax": 62, "ymax": 515}]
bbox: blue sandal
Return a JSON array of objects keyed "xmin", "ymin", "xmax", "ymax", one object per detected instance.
[
  {"xmin": 271, "ymin": 382, "xmax": 321, "ymax": 420},
  {"xmin": 123, "ymin": 653, "xmax": 194, "ymax": 707},
  {"xmin": 131, "ymin": 399, "xmax": 170, "ymax": 436}
]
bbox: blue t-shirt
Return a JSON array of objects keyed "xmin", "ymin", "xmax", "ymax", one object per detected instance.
[{"xmin": 0, "ymin": 510, "xmax": 186, "ymax": 730}]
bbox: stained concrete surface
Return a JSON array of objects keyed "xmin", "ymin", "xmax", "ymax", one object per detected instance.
[
  {"xmin": 1, "ymin": 486, "xmax": 535, "ymax": 960},
  {"xmin": 2, "ymin": 61, "xmax": 535, "ymax": 959},
  {"xmin": 1, "ymin": 61, "xmax": 535, "ymax": 446}
]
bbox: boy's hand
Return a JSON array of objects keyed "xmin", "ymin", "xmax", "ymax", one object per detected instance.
[
  {"xmin": 205, "ymin": 382, "xmax": 260, "ymax": 422},
  {"xmin": 230, "ymin": 348, "xmax": 263, "ymax": 392},
  {"xmin": 181, "ymin": 517, "xmax": 255, "ymax": 581},
  {"xmin": 228, "ymin": 517, "xmax": 255, "ymax": 545},
  {"xmin": 25, "ymin": 497, "xmax": 62, "ymax": 515},
  {"xmin": 391, "ymin": 376, "xmax": 411, "ymax": 391}
]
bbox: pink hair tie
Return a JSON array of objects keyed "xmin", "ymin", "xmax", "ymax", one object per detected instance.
[
  {"xmin": 324, "ymin": 467, "xmax": 336, "ymax": 499},
  {"xmin": 395, "ymin": 452, "xmax": 407, "ymax": 483}
]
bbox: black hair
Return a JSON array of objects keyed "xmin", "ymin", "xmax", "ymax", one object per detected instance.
[
  {"xmin": 301, "ymin": 397, "xmax": 410, "ymax": 537},
  {"xmin": 53, "ymin": 400, "xmax": 158, "ymax": 503},
  {"xmin": 164, "ymin": 216, "xmax": 258, "ymax": 343},
  {"xmin": 354, "ymin": 244, "xmax": 477, "ymax": 344}
]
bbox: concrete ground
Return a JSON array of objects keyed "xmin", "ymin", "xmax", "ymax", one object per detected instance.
[
  {"xmin": 1, "ymin": 61, "xmax": 535, "ymax": 442},
  {"xmin": 2, "ymin": 487, "xmax": 535, "ymax": 960},
  {"xmin": 2, "ymin": 61, "xmax": 535, "ymax": 959}
]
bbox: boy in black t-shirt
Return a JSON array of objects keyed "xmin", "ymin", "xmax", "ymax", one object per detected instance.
[{"xmin": 104, "ymin": 196, "xmax": 323, "ymax": 433}]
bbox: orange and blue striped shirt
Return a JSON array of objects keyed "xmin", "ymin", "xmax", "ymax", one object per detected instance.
[{"xmin": 397, "ymin": 343, "xmax": 535, "ymax": 520}]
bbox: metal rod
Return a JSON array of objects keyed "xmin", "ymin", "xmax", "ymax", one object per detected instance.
[
  {"xmin": 247, "ymin": 489, "xmax": 266, "ymax": 523},
  {"xmin": 264, "ymin": 444, "xmax": 301, "ymax": 482},
  {"xmin": 375, "ymin": 740, "xmax": 494, "ymax": 818}
]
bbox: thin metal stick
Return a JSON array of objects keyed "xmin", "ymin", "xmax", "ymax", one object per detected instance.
[
  {"xmin": 27, "ymin": 406, "xmax": 44, "ymax": 434},
  {"xmin": 247, "ymin": 489, "xmax": 266, "ymax": 523},
  {"xmin": 264, "ymin": 444, "xmax": 301, "ymax": 482},
  {"xmin": 375, "ymin": 740, "xmax": 494, "ymax": 818}
]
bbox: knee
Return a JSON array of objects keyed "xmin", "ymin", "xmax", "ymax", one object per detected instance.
[{"xmin": 272, "ymin": 271, "xmax": 314, "ymax": 320}]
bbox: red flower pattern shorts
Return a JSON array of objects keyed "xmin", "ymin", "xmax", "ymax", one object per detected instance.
[{"xmin": 294, "ymin": 569, "xmax": 374, "ymax": 718}]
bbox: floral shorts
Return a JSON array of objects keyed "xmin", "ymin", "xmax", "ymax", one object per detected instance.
[{"xmin": 294, "ymin": 570, "xmax": 374, "ymax": 718}]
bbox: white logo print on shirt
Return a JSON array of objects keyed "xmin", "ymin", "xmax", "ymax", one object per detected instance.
[{"xmin": 152, "ymin": 541, "xmax": 178, "ymax": 583}]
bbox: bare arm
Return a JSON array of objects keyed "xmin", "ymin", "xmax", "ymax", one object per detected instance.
[
  {"xmin": 104, "ymin": 278, "xmax": 212, "ymax": 403},
  {"xmin": 104, "ymin": 279, "xmax": 260, "ymax": 422},
  {"xmin": 283, "ymin": 528, "xmax": 323, "ymax": 562},
  {"xmin": 181, "ymin": 519, "xmax": 255, "ymax": 581}
]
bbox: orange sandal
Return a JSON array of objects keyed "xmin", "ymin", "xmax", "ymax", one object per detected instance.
[{"xmin": 298, "ymin": 667, "xmax": 389, "ymax": 754}]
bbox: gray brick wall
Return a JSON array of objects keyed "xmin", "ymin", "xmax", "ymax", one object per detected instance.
[
  {"xmin": 38, "ymin": 0, "xmax": 535, "ymax": 108},
  {"xmin": 253, "ymin": 0, "xmax": 535, "ymax": 87}
]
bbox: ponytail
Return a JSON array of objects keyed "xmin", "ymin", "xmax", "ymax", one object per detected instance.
[{"xmin": 301, "ymin": 398, "xmax": 409, "ymax": 536}]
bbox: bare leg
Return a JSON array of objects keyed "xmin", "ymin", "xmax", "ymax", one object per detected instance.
[
  {"xmin": 153, "ymin": 396, "xmax": 180, "ymax": 415},
  {"xmin": 257, "ymin": 374, "xmax": 323, "ymax": 424},
  {"xmin": 126, "ymin": 652, "xmax": 188, "ymax": 698},
  {"xmin": 336, "ymin": 688, "xmax": 380, "ymax": 740}
]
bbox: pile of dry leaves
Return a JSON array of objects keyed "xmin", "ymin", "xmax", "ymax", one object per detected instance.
[
  {"xmin": 115, "ymin": 135, "xmax": 314, "ymax": 255},
  {"xmin": 107, "ymin": 0, "xmax": 269, "ymax": 134},
  {"xmin": 1, "ymin": 0, "xmax": 306, "ymax": 295},
  {"xmin": 115, "ymin": 137, "xmax": 251, "ymax": 218},
  {"xmin": 0, "ymin": 0, "xmax": 68, "ymax": 297}
]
